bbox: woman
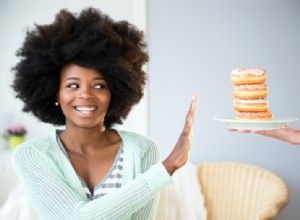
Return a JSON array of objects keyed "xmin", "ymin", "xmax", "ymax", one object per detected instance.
[{"xmin": 11, "ymin": 7, "xmax": 198, "ymax": 220}]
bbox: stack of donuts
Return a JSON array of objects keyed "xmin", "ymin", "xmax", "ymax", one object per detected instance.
[{"xmin": 230, "ymin": 67, "xmax": 273, "ymax": 120}]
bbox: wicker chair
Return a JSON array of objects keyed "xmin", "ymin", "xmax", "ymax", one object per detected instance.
[{"xmin": 197, "ymin": 162, "xmax": 289, "ymax": 220}]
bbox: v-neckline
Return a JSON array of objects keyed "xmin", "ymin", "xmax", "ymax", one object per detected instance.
[
  {"xmin": 77, "ymin": 143, "xmax": 123, "ymax": 196},
  {"xmin": 55, "ymin": 130, "xmax": 124, "ymax": 195}
]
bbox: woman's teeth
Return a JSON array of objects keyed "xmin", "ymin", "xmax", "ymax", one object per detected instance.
[{"xmin": 75, "ymin": 106, "xmax": 96, "ymax": 113}]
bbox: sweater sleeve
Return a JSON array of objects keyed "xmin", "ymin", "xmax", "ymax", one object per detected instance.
[
  {"xmin": 12, "ymin": 142, "xmax": 172, "ymax": 220},
  {"xmin": 131, "ymin": 138, "xmax": 163, "ymax": 219}
]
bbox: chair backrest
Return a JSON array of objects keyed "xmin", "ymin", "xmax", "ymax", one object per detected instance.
[{"xmin": 197, "ymin": 162, "xmax": 289, "ymax": 220}]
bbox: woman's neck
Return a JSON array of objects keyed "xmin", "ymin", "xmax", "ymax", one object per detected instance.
[{"xmin": 59, "ymin": 125, "xmax": 116, "ymax": 154}]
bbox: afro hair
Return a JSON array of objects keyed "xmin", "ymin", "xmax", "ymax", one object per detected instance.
[{"xmin": 12, "ymin": 7, "xmax": 149, "ymax": 128}]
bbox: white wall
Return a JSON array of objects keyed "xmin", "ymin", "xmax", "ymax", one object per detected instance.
[{"xmin": 148, "ymin": 1, "xmax": 300, "ymax": 219}]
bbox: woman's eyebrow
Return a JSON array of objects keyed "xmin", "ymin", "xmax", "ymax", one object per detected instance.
[
  {"xmin": 64, "ymin": 76, "xmax": 105, "ymax": 82},
  {"xmin": 64, "ymin": 77, "xmax": 79, "ymax": 82}
]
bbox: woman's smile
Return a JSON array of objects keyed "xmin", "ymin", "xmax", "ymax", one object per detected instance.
[{"xmin": 74, "ymin": 105, "xmax": 98, "ymax": 115}]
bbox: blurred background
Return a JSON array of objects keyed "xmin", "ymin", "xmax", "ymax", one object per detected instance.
[{"xmin": 1, "ymin": 0, "xmax": 299, "ymax": 219}]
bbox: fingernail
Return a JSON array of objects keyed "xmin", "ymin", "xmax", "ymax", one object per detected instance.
[{"xmin": 191, "ymin": 96, "xmax": 197, "ymax": 106}]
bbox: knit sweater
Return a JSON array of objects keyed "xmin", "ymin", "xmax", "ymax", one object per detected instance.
[{"xmin": 12, "ymin": 130, "xmax": 172, "ymax": 220}]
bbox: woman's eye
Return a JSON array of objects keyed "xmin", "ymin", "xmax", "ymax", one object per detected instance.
[
  {"xmin": 67, "ymin": 84, "xmax": 78, "ymax": 89},
  {"xmin": 94, "ymin": 84, "xmax": 105, "ymax": 89}
]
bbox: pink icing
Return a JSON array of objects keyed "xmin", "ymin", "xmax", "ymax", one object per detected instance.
[
  {"xmin": 236, "ymin": 111, "xmax": 271, "ymax": 116},
  {"xmin": 232, "ymin": 84, "xmax": 268, "ymax": 90}
]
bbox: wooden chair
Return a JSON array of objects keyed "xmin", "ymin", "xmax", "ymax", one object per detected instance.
[{"xmin": 197, "ymin": 162, "xmax": 289, "ymax": 220}]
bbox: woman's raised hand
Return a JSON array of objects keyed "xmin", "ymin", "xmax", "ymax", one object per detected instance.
[{"xmin": 163, "ymin": 96, "xmax": 198, "ymax": 175}]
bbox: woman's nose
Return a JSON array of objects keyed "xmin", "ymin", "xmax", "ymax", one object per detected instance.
[{"xmin": 78, "ymin": 87, "xmax": 93, "ymax": 99}]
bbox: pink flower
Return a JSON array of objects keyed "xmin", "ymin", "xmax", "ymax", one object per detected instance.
[{"xmin": 4, "ymin": 125, "xmax": 27, "ymax": 137}]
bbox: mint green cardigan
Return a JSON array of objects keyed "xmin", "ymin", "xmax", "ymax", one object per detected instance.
[{"xmin": 12, "ymin": 130, "xmax": 172, "ymax": 220}]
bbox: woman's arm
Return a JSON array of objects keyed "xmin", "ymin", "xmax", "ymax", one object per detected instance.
[
  {"xmin": 131, "ymin": 141, "xmax": 162, "ymax": 219},
  {"xmin": 132, "ymin": 96, "xmax": 198, "ymax": 219}
]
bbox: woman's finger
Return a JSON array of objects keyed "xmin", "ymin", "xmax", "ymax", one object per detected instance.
[{"xmin": 184, "ymin": 96, "xmax": 198, "ymax": 130}]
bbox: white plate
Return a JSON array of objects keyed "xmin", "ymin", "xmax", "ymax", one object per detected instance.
[{"xmin": 213, "ymin": 116, "xmax": 298, "ymax": 130}]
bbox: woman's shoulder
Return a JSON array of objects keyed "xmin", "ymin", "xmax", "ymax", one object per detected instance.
[
  {"xmin": 116, "ymin": 130, "xmax": 160, "ymax": 156},
  {"xmin": 12, "ymin": 134, "xmax": 55, "ymax": 158},
  {"xmin": 117, "ymin": 130, "xmax": 157, "ymax": 145}
]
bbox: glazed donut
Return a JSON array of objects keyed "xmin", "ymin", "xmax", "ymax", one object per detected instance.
[
  {"xmin": 232, "ymin": 84, "xmax": 268, "ymax": 99},
  {"xmin": 231, "ymin": 67, "xmax": 266, "ymax": 85},
  {"xmin": 233, "ymin": 98, "xmax": 269, "ymax": 112},
  {"xmin": 235, "ymin": 111, "xmax": 273, "ymax": 120}
]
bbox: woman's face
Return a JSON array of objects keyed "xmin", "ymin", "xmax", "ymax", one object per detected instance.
[{"xmin": 57, "ymin": 63, "xmax": 111, "ymax": 129}]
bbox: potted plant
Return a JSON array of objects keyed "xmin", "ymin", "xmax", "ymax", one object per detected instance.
[{"xmin": 4, "ymin": 125, "xmax": 27, "ymax": 149}]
